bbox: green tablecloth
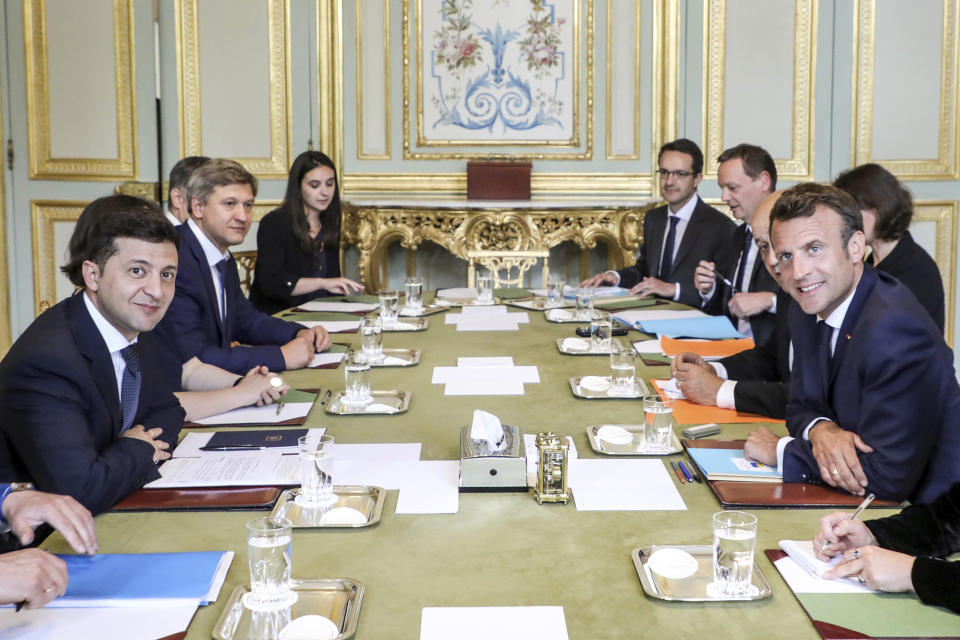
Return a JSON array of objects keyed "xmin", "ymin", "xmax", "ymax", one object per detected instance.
[{"xmin": 42, "ymin": 304, "xmax": 915, "ymax": 639}]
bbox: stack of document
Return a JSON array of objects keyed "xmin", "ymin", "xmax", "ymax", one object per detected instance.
[
  {"xmin": 188, "ymin": 389, "xmax": 318, "ymax": 427},
  {"xmin": 296, "ymin": 300, "xmax": 379, "ymax": 313},
  {"xmin": 568, "ymin": 459, "xmax": 686, "ymax": 511},
  {"xmin": 295, "ymin": 318, "xmax": 361, "ymax": 333},
  {"xmin": 420, "ymin": 606, "xmax": 570, "ymax": 640},
  {"xmin": 686, "ymin": 447, "xmax": 782, "ymax": 483},
  {"xmin": 775, "ymin": 540, "xmax": 879, "ymax": 593},
  {"xmin": 0, "ymin": 551, "xmax": 233, "ymax": 640},
  {"xmin": 444, "ymin": 305, "xmax": 530, "ymax": 331},
  {"xmin": 432, "ymin": 357, "xmax": 540, "ymax": 395}
]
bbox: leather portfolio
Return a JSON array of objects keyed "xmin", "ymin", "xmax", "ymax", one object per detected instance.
[
  {"xmin": 682, "ymin": 439, "xmax": 899, "ymax": 509},
  {"xmin": 112, "ymin": 486, "xmax": 281, "ymax": 511},
  {"xmin": 467, "ymin": 160, "xmax": 532, "ymax": 200}
]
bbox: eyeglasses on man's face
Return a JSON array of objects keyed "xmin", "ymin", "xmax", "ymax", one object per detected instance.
[{"xmin": 656, "ymin": 169, "xmax": 695, "ymax": 179}]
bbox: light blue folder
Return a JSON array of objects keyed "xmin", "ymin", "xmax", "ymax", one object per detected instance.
[
  {"xmin": 58, "ymin": 551, "xmax": 225, "ymax": 603},
  {"xmin": 637, "ymin": 316, "xmax": 746, "ymax": 339},
  {"xmin": 686, "ymin": 448, "xmax": 782, "ymax": 481}
]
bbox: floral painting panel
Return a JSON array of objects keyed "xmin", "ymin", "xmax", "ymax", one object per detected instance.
[{"xmin": 421, "ymin": 0, "xmax": 577, "ymax": 143}]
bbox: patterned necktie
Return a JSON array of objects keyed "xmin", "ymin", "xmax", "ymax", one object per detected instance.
[
  {"xmin": 215, "ymin": 259, "xmax": 229, "ymax": 323},
  {"xmin": 119, "ymin": 345, "xmax": 141, "ymax": 432},
  {"xmin": 734, "ymin": 226, "xmax": 754, "ymax": 292},
  {"xmin": 659, "ymin": 215, "xmax": 680, "ymax": 279}
]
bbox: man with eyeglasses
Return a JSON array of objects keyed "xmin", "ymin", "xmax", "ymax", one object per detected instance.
[
  {"xmin": 581, "ymin": 138, "xmax": 735, "ymax": 307},
  {"xmin": 695, "ymin": 144, "xmax": 780, "ymax": 345}
]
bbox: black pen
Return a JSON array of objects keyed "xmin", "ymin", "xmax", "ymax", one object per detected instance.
[
  {"xmin": 320, "ymin": 389, "xmax": 332, "ymax": 405},
  {"xmin": 684, "ymin": 460, "xmax": 703, "ymax": 483},
  {"xmin": 711, "ymin": 268, "xmax": 738, "ymax": 293},
  {"xmin": 199, "ymin": 445, "xmax": 268, "ymax": 452},
  {"xmin": 677, "ymin": 460, "xmax": 695, "ymax": 483}
]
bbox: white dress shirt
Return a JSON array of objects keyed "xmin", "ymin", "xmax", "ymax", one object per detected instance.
[
  {"xmin": 83, "ymin": 292, "xmax": 138, "ymax": 399},
  {"xmin": 187, "ymin": 218, "xmax": 230, "ymax": 321}
]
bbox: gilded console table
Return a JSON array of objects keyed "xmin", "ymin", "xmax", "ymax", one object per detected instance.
[{"xmin": 341, "ymin": 199, "xmax": 659, "ymax": 290}]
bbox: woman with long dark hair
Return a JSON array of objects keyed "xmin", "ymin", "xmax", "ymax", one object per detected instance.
[{"xmin": 250, "ymin": 151, "xmax": 363, "ymax": 313}]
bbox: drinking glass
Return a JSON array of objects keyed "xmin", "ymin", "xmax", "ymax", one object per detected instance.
[
  {"xmin": 476, "ymin": 270, "xmax": 494, "ymax": 304},
  {"xmin": 343, "ymin": 352, "xmax": 372, "ymax": 405},
  {"xmin": 378, "ymin": 289, "xmax": 399, "ymax": 325},
  {"xmin": 609, "ymin": 345, "xmax": 637, "ymax": 395},
  {"xmin": 360, "ymin": 315, "xmax": 383, "ymax": 362},
  {"xmin": 643, "ymin": 394, "xmax": 675, "ymax": 451},
  {"xmin": 546, "ymin": 275, "xmax": 565, "ymax": 308},
  {"xmin": 404, "ymin": 276, "xmax": 423, "ymax": 312},
  {"xmin": 297, "ymin": 434, "xmax": 335, "ymax": 506},
  {"xmin": 575, "ymin": 287, "xmax": 595, "ymax": 321},
  {"xmin": 590, "ymin": 311, "xmax": 612, "ymax": 352},
  {"xmin": 710, "ymin": 511, "xmax": 758, "ymax": 597},
  {"xmin": 243, "ymin": 517, "xmax": 296, "ymax": 610}
]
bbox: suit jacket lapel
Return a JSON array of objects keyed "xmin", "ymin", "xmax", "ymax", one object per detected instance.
[
  {"xmin": 668, "ymin": 200, "xmax": 704, "ymax": 278},
  {"xmin": 645, "ymin": 208, "xmax": 666, "ymax": 277},
  {"xmin": 180, "ymin": 223, "xmax": 227, "ymax": 344},
  {"xmin": 68, "ymin": 294, "xmax": 122, "ymax": 433}
]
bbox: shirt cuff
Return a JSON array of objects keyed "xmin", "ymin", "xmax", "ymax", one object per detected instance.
[
  {"xmin": 803, "ymin": 418, "xmax": 830, "ymax": 440},
  {"xmin": 672, "ymin": 283, "xmax": 681, "ymax": 301},
  {"xmin": 769, "ymin": 293, "xmax": 778, "ymax": 314},
  {"xmin": 776, "ymin": 436, "xmax": 795, "ymax": 474},
  {"xmin": 710, "ymin": 361, "xmax": 729, "ymax": 379},
  {"xmin": 699, "ymin": 282, "xmax": 717, "ymax": 303},
  {"xmin": 604, "ymin": 270, "xmax": 621, "ymax": 286},
  {"xmin": 716, "ymin": 380, "xmax": 737, "ymax": 409}
]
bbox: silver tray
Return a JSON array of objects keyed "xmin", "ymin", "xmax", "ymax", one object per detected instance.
[
  {"xmin": 556, "ymin": 337, "xmax": 625, "ymax": 355},
  {"xmin": 544, "ymin": 308, "xmax": 590, "ymax": 323},
  {"xmin": 271, "ymin": 486, "xmax": 385, "ymax": 528},
  {"xmin": 632, "ymin": 545, "xmax": 772, "ymax": 602},
  {"xmin": 353, "ymin": 348, "xmax": 420, "ymax": 367},
  {"xmin": 398, "ymin": 303, "xmax": 447, "ymax": 317},
  {"xmin": 586, "ymin": 425, "xmax": 682, "ymax": 456},
  {"xmin": 325, "ymin": 390, "xmax": 410, "ymax": 415},
  {"xmin": 569, "ymin": 376, "xmax": 649, "ymax": 399},
  {"xmin": 382, "ymin": 317, "xmax": 428, "ymax": 332},
  {"xmin": 213, "ymin": 578, "xmax": 365, "ymax": 640}
]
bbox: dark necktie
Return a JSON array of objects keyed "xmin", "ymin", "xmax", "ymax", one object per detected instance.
[
  {"xmin": 815, "ymin": 319, "xmax": 833, "ymax": 388},
  {"xmin": 734, "ymin": 226, "xmax": 754, "ymax": 292},
  {"xmin": 659, "ymin": 215, "xmax": 680, "ymax": 279},
  {"xmin": 215, "ymin": 259, "xmax": 229, "ymax": 323},
  {"xmin": 119, "ymin": 345, "xmax": 141, "ymax": 432}
]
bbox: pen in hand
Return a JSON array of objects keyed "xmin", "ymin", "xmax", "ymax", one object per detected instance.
[
  {"xmin": 712, "ymin": 268, "xmax": 738, "ymax": 293},
  {"xmin": 270, "ymin": 376, "xmax": 284, "ymax": 416},
  {"xmin": 820, "ymin": 492, "xmax": 876, "ymax": 552}
]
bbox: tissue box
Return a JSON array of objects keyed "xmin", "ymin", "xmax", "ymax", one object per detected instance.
[
  {"xmin": 458, "ymin": 425, "xmax": 527, "ymax": 492},
  {"xmin": 466, "ymin": 161, "xmax": 532, "ymax": 200}
]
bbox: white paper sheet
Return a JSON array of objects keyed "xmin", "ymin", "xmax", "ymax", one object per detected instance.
[
  {"xmin": 146, "ymin": 453, "xmax": 300, "ymax": 488},
  {"xmin": 0, "ymin": 605, "xmax": 198, "ymax": 640},
  {"xmin": 420, "ymin": 606, "xmax": 569, "ymax": 640},
  {"xmin": 523, "ymin": 434, "xmax": 578, "ymax": 488},
  {"xmin": 457, "ymin": 356, "xmax": 515, "ymax": 367},
  {"xmin": 632, "ymin": 339, "xmax": 665, "ymax": 354},
  {"xmin": 651, "ymin": 378, "xmax": 685, "ymax": 400},
  {"xmin": 335, "ymin": 442, "xmax": 423, "ymax": 462},
  {"xmin": 395, "ymin": 461, "xmax": 460, "ymax": 514},
  {"xmin": 612, "ymin": 309, "xmax": 708, "ymax": 326},
  {"xmin": 432, "ymin": 364, "xmax": 540, "ymax": 396},
  {"xmin": 294, "ymin": 320, "xmax": 360, "ymax": 333},
  {"xmin": 297, "ymin": 301, "xmax": 378, "ymax": 312},
  {"xmin": 172, "ymin": 428, "xmax": 326, "ymax": 458},
  {"xmin": 773, "ymin": 556, "xmax": 879, "ymax": 594},
  {"xmin": 459, "ymin": 305, "xmax": 507, "ymax": 315},
  {"xmin": 309, "ymin": 351, "xmax": 346, "ymax": 367},
  {"xmin": 436, "ymin": 287, "xmax": 478, "ymax": 299},
  {"xmin": 568, "ymin": 459, "xmax": 686, "ymax": 511},
  {"xmin": 190, "ymin": 401, "xmax": 314, "ymax": 426}
]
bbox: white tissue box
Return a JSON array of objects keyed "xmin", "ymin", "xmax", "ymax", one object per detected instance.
[{"xmin": 458, "ymin": 425, "xmax": 527, "ymax": 491}]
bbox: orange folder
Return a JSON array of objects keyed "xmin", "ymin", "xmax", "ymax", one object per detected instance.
[
  {"xmin": 650, "ymin": 379, "xmax": 784, "ymax": 425},
  {"xmin": 660, "ymin": 336, "xmax": 755, "ymax": 358}
]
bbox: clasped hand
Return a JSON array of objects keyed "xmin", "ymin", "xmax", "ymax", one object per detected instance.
[{"xmin": 809, "ymin": 421, "xmax": 874, "ymax": 495}]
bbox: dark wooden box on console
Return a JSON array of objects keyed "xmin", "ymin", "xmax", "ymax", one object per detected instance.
[{"xmin": 466, "ymin": 160, "xmax": 532, "ymax": 200}]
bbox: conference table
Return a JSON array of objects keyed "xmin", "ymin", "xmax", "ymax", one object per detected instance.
[{"xmin": 43, "ymin": 298, "xmax": 906, "ymax": 639}]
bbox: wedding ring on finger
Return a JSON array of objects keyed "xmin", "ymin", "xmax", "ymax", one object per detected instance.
[
  {"xmin": 852, "ymin": 548, "xmax": 861, "ymax": 559},
  {"xmin": 831, "ymin": 469, "xmax": 840, "ymax": 477},
  {"xmin": 43, "ymin": 586, "xmax": 54, "ymax": 593}
]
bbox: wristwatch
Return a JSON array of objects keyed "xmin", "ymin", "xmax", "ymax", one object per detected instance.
[{"xmin": 0, "ymin": 482, "xmax": 34, "ymax": 532}]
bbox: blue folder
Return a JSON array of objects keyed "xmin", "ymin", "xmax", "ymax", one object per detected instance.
[
  {"xmin": 58, "ymin": 551, "xmax": 225, "ymax": 603},
  {"xmin": 637, "ymin": 316, "xmax": 746, "ymax": 339},
  {"xmin": 686, "ymin": 447, "xmax": 782, "ymax": 481}
]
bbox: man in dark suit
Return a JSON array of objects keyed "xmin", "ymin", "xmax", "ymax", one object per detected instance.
[
  {"xmin": 744, "ymin": 184, "xmax": 960, "ymax": 504},
  {"xmin": 695, "ymin": 144, "xmax": 781, "ymax": 345},
  {"xmin": 0, "ymin": 196, "xmax": 185, "ymax": 515},
  {"xmin": 671, "ymin": 191, "xmax": 792, "ymax": 419},
  {"xmin": 581, "ymin": 139, "xmax": 736, "ymax": 307},
  {"xmin": 154, "ymin": 159, "xmax": 331, "ymax": 375}
]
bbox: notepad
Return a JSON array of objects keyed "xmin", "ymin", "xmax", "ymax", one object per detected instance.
[
  {"xmin": 686, "ymin": 447, "xmax": 782, "ymax": 482},
  {"xmin": 297, "ymin": 300, "xmax": 378, "ymax": 312}
]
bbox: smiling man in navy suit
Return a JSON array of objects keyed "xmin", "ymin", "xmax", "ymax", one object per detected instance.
[
  {"xmin": 743, "ymin": 183, "xmax": 960, "ymax": 503},
  {"xmin": 0, "ymin": 196, "xmax": 185, "ymax": 515},
  {"xmin": 155, "ymin": 159, "xmax": 331, "ymax": 375}
]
